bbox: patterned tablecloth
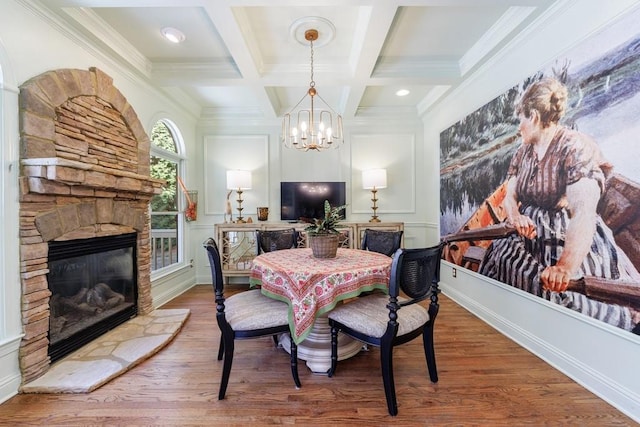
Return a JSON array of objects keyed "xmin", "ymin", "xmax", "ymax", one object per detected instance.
[{"xmin": 249, "ymin": 248, "xmax": 392, "ymax": 344}]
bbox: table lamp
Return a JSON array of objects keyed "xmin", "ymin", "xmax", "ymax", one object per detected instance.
[
  {"xmin": 362, "ymin": 169, "xmax": 387, "ymax": 223},
  {"xmin": 226, "ymin": 170, "xmax": 252, "ymax": 223}
]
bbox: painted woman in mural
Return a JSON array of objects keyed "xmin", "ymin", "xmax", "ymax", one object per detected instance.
[{"xmin": 478, "ymin": 77, "xmax": 640, "ymax": 334}]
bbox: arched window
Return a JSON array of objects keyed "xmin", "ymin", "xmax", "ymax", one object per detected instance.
[{"xmin": 150, "ymin": 120, "xmax": 186, "ymax": 272}]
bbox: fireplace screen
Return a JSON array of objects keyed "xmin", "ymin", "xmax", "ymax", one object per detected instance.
[{"xmin": 47, "ymin": 233, "xmax": 138, "ymax": 362}]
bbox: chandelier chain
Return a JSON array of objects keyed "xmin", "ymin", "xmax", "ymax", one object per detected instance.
[{"xmin": 309, "ymin": 38, "xmax": 315, "ymax": 88}]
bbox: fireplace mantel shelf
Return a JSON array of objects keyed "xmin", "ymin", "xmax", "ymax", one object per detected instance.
[
  {"xmin": 22, "ymin": 157, "xmax": 163, "ymax": 182},
  {"xmin": 22, "ymin": 157, "xmax": 164, "ymax": 196}
]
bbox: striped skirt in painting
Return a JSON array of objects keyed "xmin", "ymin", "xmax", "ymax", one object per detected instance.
[{"xmin": 478, "ymin": 205, "xmax": 638, "ymax": 331}]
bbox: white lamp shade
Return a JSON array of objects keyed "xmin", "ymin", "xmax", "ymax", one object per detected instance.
[
  {"xmin": 226, "ymin": 170, "xmax": 252, "ymax": 190},
  {"xmin": 362, "ymin": 169, "xmax": 387, "ymax": 190}
]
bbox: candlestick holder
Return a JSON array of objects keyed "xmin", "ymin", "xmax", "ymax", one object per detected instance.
[
  {"xmin": 362, "ymin": 169, "xmax": 387, "ymax": 223},
  {"xmin": 369, "ymin": 188, "xmax": 381, "ymax": 222},
  {"xmin": 235, "ymin": 188, "xmax": 246, "ymax": 223},
  {"xmin": 226, "ymin": 170, "xmax": 252, "ymax": 224}
]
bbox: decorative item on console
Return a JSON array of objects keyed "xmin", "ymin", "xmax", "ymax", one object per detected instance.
[
  {"xmin": 257, "ymin": 207, "xmax": 269, "ymax": 221},
  {"xmin": 225, "ymin": 191, "xmax": 233, "ymax": 223}
]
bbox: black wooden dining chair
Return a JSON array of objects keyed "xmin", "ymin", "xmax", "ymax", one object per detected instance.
[
  {"xmin": 256, "ymin": 228, "xmax": 298, "ymax": 254},
  {"xmin": 327, "ymin": 242, "xmax": 444, "ymax": 416},
  {"xmin": 361, "ymin": 229, "xmax": 404, "ymax": 257},
  {"xmin": 204, "ymin": 238, "xmax": 301, "ymax": 399}
]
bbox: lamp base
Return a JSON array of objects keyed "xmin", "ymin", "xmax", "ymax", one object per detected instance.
[
  {"xmin": 235, "ymin": 189, "xmax": 245, "ymax": 223},
  {"xmin": 369, "ymin": 189, "xmax": 381, "ymax": 223}
]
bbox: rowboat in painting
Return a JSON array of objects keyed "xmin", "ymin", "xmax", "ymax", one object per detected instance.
[
  {"xmin": 441, "ymin": 173, "xmax": 640, "ymax": 309},
  {"xmin": 441, "ymin": 180, "xmax": 508, "ymax": 270},
  {"xmin": 442, "ymin": 173, "xmax": 640, "ymax": 273}
]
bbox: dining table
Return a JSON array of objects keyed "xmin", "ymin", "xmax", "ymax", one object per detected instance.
[{"xmin": 249, "ymin": 247, "xmax": 392, "ymax": 373}]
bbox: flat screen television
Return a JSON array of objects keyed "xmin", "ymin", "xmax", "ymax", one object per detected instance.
[{"xmin": 280, "ymin": 182, "xmax": 346, "ymax": 221}]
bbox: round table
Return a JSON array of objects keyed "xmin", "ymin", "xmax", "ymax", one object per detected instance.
[{"xmin": 250, "ymin": 247, "xmax": 392, "ymax": 373}]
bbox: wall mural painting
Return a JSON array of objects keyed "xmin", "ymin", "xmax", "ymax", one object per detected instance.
[{"xmin": 439, "ymin": 7, "xmax": 640, "ymax": 335}]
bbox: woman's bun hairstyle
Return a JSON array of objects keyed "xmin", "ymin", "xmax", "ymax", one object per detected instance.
[{"xmin": 517, "ymin": 77, "xmax": 568, "ymax": 127}]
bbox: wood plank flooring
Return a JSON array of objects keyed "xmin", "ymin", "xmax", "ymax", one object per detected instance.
[{"xmin": 0, "ymin": 284, "xmax": 634, "ymax": 426}]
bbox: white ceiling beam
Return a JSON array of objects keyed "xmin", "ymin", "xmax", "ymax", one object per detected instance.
[
  {"xmin": 341, "ymin": 3, "xmax": 399, "ymax": 118},
  {"xmin": 201, "ymin": 2, "xmax": 279, "ymax": 119}
]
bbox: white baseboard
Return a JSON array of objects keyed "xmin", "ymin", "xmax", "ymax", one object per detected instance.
[
  {"xmin": 441, "ymin": 273, "xmax": 640, "ymax": 422},
  {"xmin": 153, "ymin": 278, "xmax": 197, "ymax": 309},
  {"xmin": 0, "ymin": 335, "xmax": 22, "ymax": 404}
]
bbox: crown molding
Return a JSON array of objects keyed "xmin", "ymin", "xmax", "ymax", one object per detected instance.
[
  {"xmin": 61, "ymin": 7, "xmax": 152, "ymax": 76},
  {"xmin": 372, "ymin": 56, "xmax": 460, "ymax": 80},
  {"xmin": 459, "ymin": 6, "xmax": 536, "ymax": 76},
  {"xmin": 151, "ymin": 61, "xmax": 242, "ymax": 85}
]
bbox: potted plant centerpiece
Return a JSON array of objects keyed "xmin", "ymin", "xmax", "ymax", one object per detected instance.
[{"xmin": 305, "ymin": 200, "xmax": 347, "ymax": 258}]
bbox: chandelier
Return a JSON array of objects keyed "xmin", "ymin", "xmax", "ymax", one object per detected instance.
[{"xmin": 282, "ymin": 27, "xmax": 343, "ymax": 151}]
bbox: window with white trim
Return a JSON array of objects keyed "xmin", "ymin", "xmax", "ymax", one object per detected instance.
[{"xmin": 150, "ymin": 120, "xmax": 186, "ymax": 272}]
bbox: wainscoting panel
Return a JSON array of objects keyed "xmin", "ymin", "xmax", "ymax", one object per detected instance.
[
  {"xmin": 203, "ymin": 135, "xmax": 270, "ymax": 216},
  {"xmin": 350, "ymin": 134, "xmax": 415, "ymax": 215}
]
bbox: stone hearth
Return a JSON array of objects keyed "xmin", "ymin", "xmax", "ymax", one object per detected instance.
[
  {"xmin": 21, "ymin": 308, "xmax": 190, "ymax": 394},
  {"xmin": 18, "ymin": 67, "xmax": 164, "ymax": 385}
]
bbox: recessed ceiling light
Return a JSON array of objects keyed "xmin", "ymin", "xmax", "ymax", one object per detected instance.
[
  {"xmin": 396, "ymin": 89, "xmax": 410, "ymax": 97},
  {"xmin": 161, "ymin": 27, "xmax": 185, "ymax": 44}
]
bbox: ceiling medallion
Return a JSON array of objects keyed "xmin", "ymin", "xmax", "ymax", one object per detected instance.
[{"xmin": 282, "ymin": 17, "xmax": 343, "ymax": 152}]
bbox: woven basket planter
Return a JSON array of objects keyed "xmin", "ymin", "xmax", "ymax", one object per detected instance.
[{"xmin": 309, "ymin": 234, "xmax": 339, "ymax": 259}]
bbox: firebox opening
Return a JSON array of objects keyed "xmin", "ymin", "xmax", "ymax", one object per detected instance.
[{"xmin": 47, "ymin": 232, "xmax": 138, "ymax": 362}]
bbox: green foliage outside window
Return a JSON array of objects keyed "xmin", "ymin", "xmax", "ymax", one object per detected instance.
[{"xmin": 151, "ymin": 122, "xmax": 178, "ymax": 230}]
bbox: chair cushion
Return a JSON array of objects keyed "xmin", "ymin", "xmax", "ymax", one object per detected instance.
[
  {"xmin": 327, "ymin": 293, "xmax": 429, "ymax": 338},
  {"xmin": 224, "ymin": 289, "xmax": 290, "ymax": 330}
]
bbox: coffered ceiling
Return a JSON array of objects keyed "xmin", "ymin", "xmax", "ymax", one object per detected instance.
[{"xmin": 38, "ymin": 0, "xmax": 556, "ymax": 121}]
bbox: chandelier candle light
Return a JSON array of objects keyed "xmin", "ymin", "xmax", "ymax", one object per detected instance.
[
  {"xmin": 362, "ymin": 169, "xmax": 387, "ymax": 223},
  {"xmin": 226, "ymin": 170, "xmax": 252, "ymax": 223},
  {"xmin": 282, "ymin": 24, "xmax": 343, "ymax": 151}
]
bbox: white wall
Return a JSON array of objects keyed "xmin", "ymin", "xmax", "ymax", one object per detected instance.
[
  {"xmin": 192, "ymin": 114, "xmax": 432, "ymax": 284},
  {"xmin": 0, "ymin": 20, "xmax": 22, "ymax": 406},
  {"xmin": 0, "ymin": 0, "xmax": 199, "ymax": 403},
  {"xmin": 426, "ymin": 1, "xmax": 640, "ymax": 421}
]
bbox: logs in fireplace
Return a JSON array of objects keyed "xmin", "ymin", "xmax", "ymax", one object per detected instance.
[{"xmin": 47, "ymin": 233, "xmax": 138, "ymax": 362}]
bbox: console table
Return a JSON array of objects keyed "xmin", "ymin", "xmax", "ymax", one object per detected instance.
[{"xmin": 214, "ymin": 221, "xmax": 403, "ymax": 283}]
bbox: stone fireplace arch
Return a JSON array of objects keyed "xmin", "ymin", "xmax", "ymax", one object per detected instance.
[{"xmin": 18, "ymin": 67, "xmax": 163, "ymax": 383}]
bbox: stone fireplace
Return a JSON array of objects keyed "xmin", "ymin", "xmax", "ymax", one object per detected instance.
[{"xmin": 18, "ymin": 67, "xmax": 163, "ymax": 384}]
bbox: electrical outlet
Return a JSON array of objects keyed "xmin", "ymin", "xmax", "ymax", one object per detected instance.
[{"xmin": 452, "ymin": 268, "xmax": 457, "ymax": 278}]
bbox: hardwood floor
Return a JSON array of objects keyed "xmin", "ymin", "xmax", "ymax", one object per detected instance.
[{"xmin": 0, "ymin": 284, "xmax": 634, "ymax": 426}]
